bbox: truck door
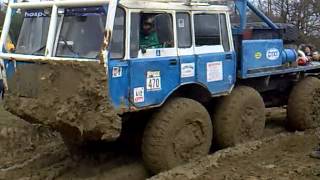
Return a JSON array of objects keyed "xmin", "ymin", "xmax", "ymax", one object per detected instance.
[
  {"xmin": 193, "ymin": 13, "xmax": 236, "ymax": 94},
  {"xmin": 176, "ymin": 12, "xmax": 196, "ymax": 83},
  {"xmin": 129, "ymin": 11, "xmax": 180, "ymax": 108}
]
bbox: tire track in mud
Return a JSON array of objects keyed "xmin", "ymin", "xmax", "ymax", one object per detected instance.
[
  {"xmin": 151, "ymin": 130, "xmax": 320, "ymax": 180},
  {"xmin": 1, "ymin": 106, "xmax": 317, "ymax": 180}
]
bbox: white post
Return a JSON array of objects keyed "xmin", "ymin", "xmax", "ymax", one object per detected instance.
[
  {"xmin": 103, "ymin": 0, "xmax": 118, "ymax": 70},
  {"xmin": 45, "ymin": 4, "xmax": 58, "ymax": 57},
  {"xmin": 0, "ymin": 1, "xmax": 13, "ymax": 52},
  {"xmin": 0, "ymin": 0, "xmax": 13, "ymax": 91}
]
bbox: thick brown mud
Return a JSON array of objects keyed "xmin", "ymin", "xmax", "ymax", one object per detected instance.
[
  {"xmin": 0, "ymin": 104, "xmax": 319, "ymax": 180},
  {"xmin": 151, "ymin": 130, "xmax": 320, "ymax": 180},
  {"xmin": 4, "ymin": 60, "xmax": 121, "ymax": 143}
]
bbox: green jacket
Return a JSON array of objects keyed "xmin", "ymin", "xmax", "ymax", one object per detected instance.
[{"xmin": 140, "ymin": 32, "xmax": 162, "ymax": 49}]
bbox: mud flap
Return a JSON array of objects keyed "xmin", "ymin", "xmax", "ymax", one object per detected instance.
[{"xmin": 4, "ymin": 60, "xmax": 121, "ymax": 143}]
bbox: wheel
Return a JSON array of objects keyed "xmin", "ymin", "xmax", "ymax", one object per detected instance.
[
  {"xmin": 287, "ymin": 77, "xmax": 320, "ymax": 130},
  {"xmin": 212, "ymin": 86, "xmax": 266, "ymax": 148},
  {"xmin": 142, "ymin": 97, "xmax": 213, "ymax": 174}
]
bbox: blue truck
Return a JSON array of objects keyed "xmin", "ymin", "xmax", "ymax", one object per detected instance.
[{"xmin": 0, "ymin": 0, "xmax": 319, "ymax": 174}]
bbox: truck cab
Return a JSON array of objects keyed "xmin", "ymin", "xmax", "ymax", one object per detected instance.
[
  {"xmin": 1, "ymin": 0, "xmax": 320, "ymax": 174},
  {"xmin": 112, "ymin": 2, "xmax": 236, "ymax": 110}
]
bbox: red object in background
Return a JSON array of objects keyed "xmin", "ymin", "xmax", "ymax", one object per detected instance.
[
  {"xmin": 297, "ymin": 57, "xmax": 308, "ymax": 66},
  {"xmin": 243, "ymin": 29, "xmax": 253, "ymax": 40}
]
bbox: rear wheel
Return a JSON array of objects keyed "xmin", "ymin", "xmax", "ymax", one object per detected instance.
[
  {"xmin": 142, "ymin": 98, "xmax": 213, "ymax": 174},
  {"xmin": 287, "ymin": 77, "xmax": 320, "ymax": 130},
  {"xmin": 212, "ymin": 86, "xmax": 266, "ymax": 148}
]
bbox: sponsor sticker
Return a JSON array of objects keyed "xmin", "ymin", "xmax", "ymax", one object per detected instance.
[
  {"xmin": 25, "ymin": 10, "xmax": 50, "ymax": 18},
  {"xmin": 112, "ymin": 67, "xmax": 122, "ymax": 78},
  {"xmin": 266, "ymin": 48, "xmax": 280, "ymax": 60},
  {"xmin": 255, "ymin": 52, "xmax": 262, "ymax": 60},
  {"xmin": 207, "ymin": 61, "xmax": 223, "ymax": 82},
  {"xmin": 178, "ymin": 18, "xmax": 185, "ymax": 28},
  {"xmin": 133, "ymin": 87, "xmax": 144, "ymax": 103},
  {"xmin": 181, "ymin": 63, "xmax": 195, "ymax": 78},
  {"xmin": 146, "ymin": 71, "xmax": 161, "ymax": 91}
]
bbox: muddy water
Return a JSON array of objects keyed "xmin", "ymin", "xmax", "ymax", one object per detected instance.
[{"xmin": 4, "ymin": 60, "xmax": 121, "ymax": 144}]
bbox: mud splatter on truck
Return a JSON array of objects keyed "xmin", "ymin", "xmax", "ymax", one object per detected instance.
[{"xmin": 4, "ymin": 61, "xmax": 121, "ymax": 145}]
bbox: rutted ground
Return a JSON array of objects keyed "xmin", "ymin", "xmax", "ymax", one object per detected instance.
[
  {"xmin": 0, "ymin": 105, "xmax": 319, "ymax": 180},
  {"xmin": 152, "ymin": 131, "xmax": 320, "ymax": 180}
]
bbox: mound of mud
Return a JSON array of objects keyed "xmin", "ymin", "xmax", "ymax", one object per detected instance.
[{"xmin": 4, "ymin": 60, "xmax": 121, "ymax": 144}]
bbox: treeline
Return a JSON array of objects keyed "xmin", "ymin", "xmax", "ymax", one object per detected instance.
[{"xmin": 251, "ymin": 0, "xmax": 320, "ymax": 48}]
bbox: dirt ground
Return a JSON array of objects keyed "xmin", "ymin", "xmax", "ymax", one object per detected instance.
[{"xmin": 0, "ymin": 105, "xmax": 319, "ymax": 180}]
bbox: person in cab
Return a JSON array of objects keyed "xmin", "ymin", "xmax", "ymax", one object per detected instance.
[{"xmin": 139, "ymin": 16, "xmax": 162, "ymax": 49}]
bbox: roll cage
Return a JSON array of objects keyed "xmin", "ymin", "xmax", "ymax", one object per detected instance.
[{"xmin": 0, "ymin": 0, "xmax": 118, "ymax": 63}]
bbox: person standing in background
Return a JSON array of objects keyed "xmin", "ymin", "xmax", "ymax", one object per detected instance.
[{"xmin": 0, "ymin": 63, "xmax": 6, "ymax": 99}]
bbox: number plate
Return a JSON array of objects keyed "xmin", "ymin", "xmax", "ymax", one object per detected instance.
[{"xmin": 146, "ymin": 71, "xmax": 161, "ymax": 91}]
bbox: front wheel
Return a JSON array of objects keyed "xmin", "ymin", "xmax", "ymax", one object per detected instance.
[{"xmin": 142, "ymin": 98, "xmax": 213, "ymax": 174}]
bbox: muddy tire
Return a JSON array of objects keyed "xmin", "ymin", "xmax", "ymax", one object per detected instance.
[
  {"xmin": 287, "ymin": 77, "xmax": 320, "ymax": 130},
  {"xmin": 213, "ymin": 86, "xmax": 266, "ymax": 148},
  {"xmin": 142, "ymin": 98, "xmax": 213, "ymax": 174}
]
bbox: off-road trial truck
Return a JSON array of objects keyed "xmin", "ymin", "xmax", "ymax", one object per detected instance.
[{"xmin": 0, "ymin": 0, "xmax": 320, "ymax": 174}]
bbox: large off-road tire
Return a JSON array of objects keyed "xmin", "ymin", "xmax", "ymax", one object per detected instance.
[
  {"xmin": 287, "ymin": 77, "xmax": 320, "ymax": 130},
  {"xmin": 213, "ymin": 86, "xmax": 266, "ymax": 148},
  {"xmin": 142, "ymin": 98, "xmax": 213, "ymax": 174}
]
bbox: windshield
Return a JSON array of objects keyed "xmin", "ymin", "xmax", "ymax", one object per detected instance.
[
  {"xmin": 14, "ymin": 9, "xmax": 51, "ymax": 56},
  {"xmin": 55, "ymin": 7, "xmax": 107, "ymax": 59},
  {"xmin": 8, "ymin": 5, "xmax": 125, "ymax": 60}
]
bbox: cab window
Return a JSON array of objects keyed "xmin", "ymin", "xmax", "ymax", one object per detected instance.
[
  {"xmin": 194, "ymin": 14, "xmax": 220, "ymax": 46},
  {"xmin": 130, "ymin": 12, "xmax": 174, "ymax": 58},
  {"xmin": 55, "ymin": 7, "xmax": 125, "ymax": 59},
  {"xmin": 220, "ymin": 14, "xmax": 230, "ymax": 52},
  {"xmin": 176, "ymin": 12, "xmax": 192, "ymax": 48}
]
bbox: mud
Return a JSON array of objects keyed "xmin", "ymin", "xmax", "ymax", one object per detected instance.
[
  {"xmin": 0, "ymin": 104, "xmax": 319, "ymax": 180},
  {"xmin": 4, "ymin": 60, "xmax": 121, "ymax": 143},
  {"xmin": 152, "ymin": 130, "xmax": 320, "ymax": 180}
]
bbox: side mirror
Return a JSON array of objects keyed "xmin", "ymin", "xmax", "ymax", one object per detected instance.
[{"xmin": 154, "ymin": 14, "xmax": 173, "ymax": 45}]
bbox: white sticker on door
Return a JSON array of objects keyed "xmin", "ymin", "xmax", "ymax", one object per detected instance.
[
  {"xmin": 178, "ymin": 18, "xmax": 185, "ymax": 28},
  {"xmin": 147, "ymin": 71, "xmax": 161, "ymax": 91},
  {"xmin": 134, "ymin": 87, "xmax": 144, "ymax": 103},
  {"xmin": 112, "ymin": 67, "xmax": 122, "ymax": 78},
  {"xmin": 207, "ymin": 61, "xmax": 223, "ymax": 82},
  {"xmin": 181, "ymin": 63, "xmax": 195, "ymax": 78}
]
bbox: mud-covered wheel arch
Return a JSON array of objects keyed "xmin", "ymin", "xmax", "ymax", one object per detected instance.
[
  {"xmin": 287, "ymin": 77, "xmax": 320, "ymax": 130},
  {"xmin": 142, "ymin": 97, "xmax": 213, "ymax": 174},
  {"xmin": 212, "ymin": 86, "xmax": 266, "ymax": 149}
]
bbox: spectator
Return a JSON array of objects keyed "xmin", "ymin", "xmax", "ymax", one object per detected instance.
[
  {"xmin": 0, "ymin": 63, "xmax": 5, "ymax": 99},
  {"xmin": 303, "ymin": 45, "xmax": 313, "ymax": 57},
  {"xmin": 312, "ymin": 51, "xmax": 319, "ymax": 61}
]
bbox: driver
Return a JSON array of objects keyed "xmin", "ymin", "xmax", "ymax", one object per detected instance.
[{"xmin": 140, "ymin": 16, "xmax": 162, "ymax": 49}]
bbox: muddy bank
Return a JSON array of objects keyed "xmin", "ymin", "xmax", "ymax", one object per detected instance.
[{"xmin": 4, "ymin": 60, "xmax": 121, "ymax": 143}]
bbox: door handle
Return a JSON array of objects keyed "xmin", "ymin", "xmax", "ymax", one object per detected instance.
[
  {"xmin": 169, "ymin": 59, "xmax": 178, "ymax": 65},
  {"xmin": 225, "ymin": 54, "xmax": 233, "ymax": 60}
]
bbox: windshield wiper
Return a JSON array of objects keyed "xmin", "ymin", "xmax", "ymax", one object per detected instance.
[
  {"xmin": 31, "ymin": 45, "xmax": 46, "ymax": 55},
  {"xmin": 60, "ymin": 36, "xmax": 80, "ymax": 57}
]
